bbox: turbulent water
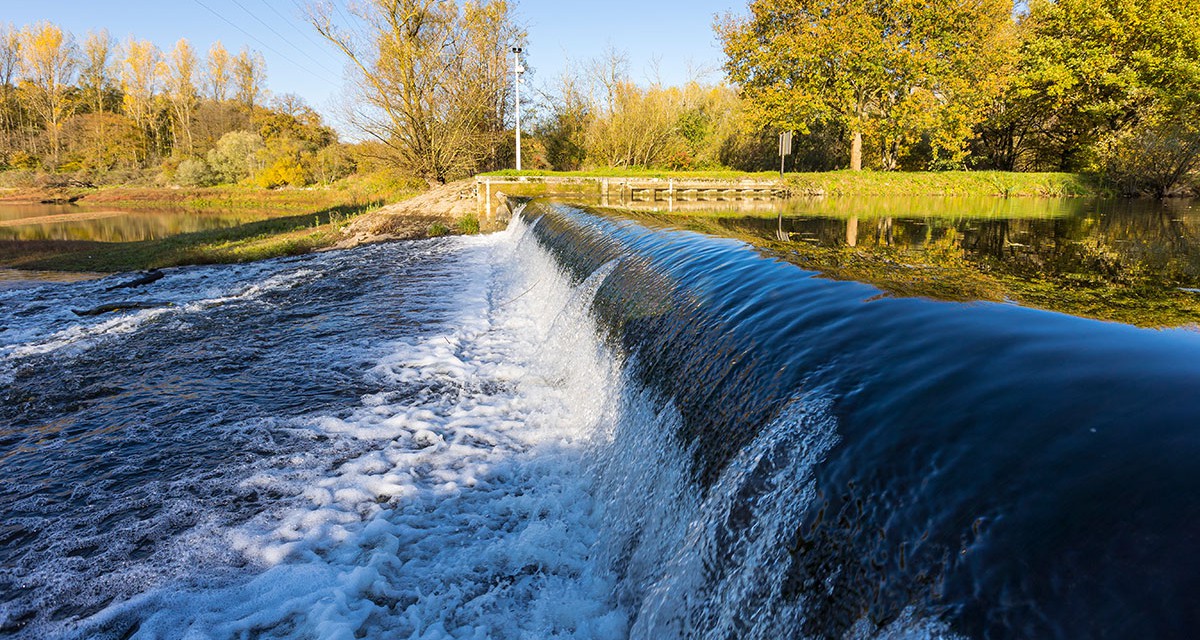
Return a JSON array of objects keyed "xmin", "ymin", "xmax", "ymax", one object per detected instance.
[{"xmin": 2, "ymin": 201, "xmax": 1200, "ymax": 639}]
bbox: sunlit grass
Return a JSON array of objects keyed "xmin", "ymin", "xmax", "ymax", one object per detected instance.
[{"xmin": 480, "ymin": 169, "xmax": 1103, "ymax": 198}]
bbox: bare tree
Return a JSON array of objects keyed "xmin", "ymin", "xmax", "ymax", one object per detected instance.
[{"xmin": 310, "ymin": 0, "xmax": 523, "ymax": 183}]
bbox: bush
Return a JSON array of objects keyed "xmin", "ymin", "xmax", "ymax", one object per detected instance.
[
  {"xmin": 207, "ymin": 131, "xmax": 266, "ymax": 184},
  {"xmin": 1093, "ymin": 119, "xmax": 1200, "ymax": 197},
  {"xmin": 455, "ymin": 212, "xmax": 480, "ymax": 234},
  {"xmin": 176, "ymin": 158, "xmax": 217, "ymax": 187},
  {"xmin": 256, "ymin": 157, "xmax": 310, "ymax": 189}
]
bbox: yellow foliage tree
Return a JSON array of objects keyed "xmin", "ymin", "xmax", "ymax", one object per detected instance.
[
  {"xmin": 165, "ymin": 38, "xmax": 199, "ymax": 154},
  {"xmin": 121, "ymin": 38, "xmax": 161, "ymax": 161},
  {"xmin": 206, "ymin": 41, "xmax": 231, "ymax": 102},
  {"xmin": 20, "ymin": 22, "xmax": 78, "ymax": 168},
  {"xmin": 718, "ymin": 0, "xmax": 1016, "ymax": 170}
]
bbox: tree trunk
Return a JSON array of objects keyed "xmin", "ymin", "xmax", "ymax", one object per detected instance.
[{"xmin": 850, "ymin": 130, "xmax": 863, "ymax": 171}]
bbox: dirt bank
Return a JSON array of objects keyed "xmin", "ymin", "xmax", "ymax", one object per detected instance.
[{"xmin": 331, "ymin": 179, "xmax": 487, "ymax": 249}]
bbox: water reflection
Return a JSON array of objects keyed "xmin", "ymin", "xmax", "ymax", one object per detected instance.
[
  {"xmin": 0, "ymin": 203, "xmax": 277, "ymax": 243},
  {"xmin": 607, "ymin": 197, "xmax": 1200, "ymax": 328}
]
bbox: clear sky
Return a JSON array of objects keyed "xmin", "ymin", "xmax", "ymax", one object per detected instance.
[{"xmin": 6, "ymin": 0, "xmax": 744, "ymax": 134}]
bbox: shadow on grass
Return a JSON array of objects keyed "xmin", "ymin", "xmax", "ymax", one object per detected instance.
[{"xmin": 0, "ymin": 202, "xmax": 382, "ymax": 273}]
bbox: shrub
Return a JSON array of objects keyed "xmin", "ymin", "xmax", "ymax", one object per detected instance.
[
  {"xmin": 175, "ymin": 158, "xmax": 217, "ymax": 187},
  {"xmin": 1093, "ymin": 119, "xmax": 1200, "ymax": 197},
  {"xmin": 455, "ymin": 213, "xmax": 480, "ymax": 234},
  {"xmin": 207, "ymin": 131, "xmax": 266, "ymax": 184},
  {"xmin": 256, "ymin": 157, "xmax": 310, "ymax": 189}
]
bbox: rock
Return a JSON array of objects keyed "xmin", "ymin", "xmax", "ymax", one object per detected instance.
[
  {"xmin": 104, "ymin": 270, "xmax": 164, "ymax": 291},
  {"xmin": 72, "ymin": 301, "xmax": 174, "ymax": 317}
]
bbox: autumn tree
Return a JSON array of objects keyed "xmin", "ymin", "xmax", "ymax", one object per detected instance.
[
  {"xmin": 20, "ymin": 22, "xmax": 79, "ymax": 168},
  {"xmin": 311, "ymin": 0, "xmax": 524, "ymax": 183},
  {"xmin": 121, "ymin": 38, "xmax": 161, "ymax": 162},
  {"xmin": 580, "ymin": 52, "xmax": 688, "ymax": 168},
  {"xmin": 232, "ymin": 46, "xmax": 265, "ymax": 108},
  {"xmin": 718, "ymin": 0, "xmax": 1015, "ymax": 170},
  {"xmin": 206, "ymin": 41, "xmax": 231, "ymax": 101},
  {"xmin": 1011, "ymin": 0, "xmax": 1200, "ymax": 179},
  {"xmin": 165, "ymin": 38, "xmax": 199, "ymax": 154},
  {"xmin": 80, "ymin": 30, "xmax": 118, "ymax": 115},
  {"xmin": 0, "ymin": 24, "xmax": 21, "ymax": 159}
]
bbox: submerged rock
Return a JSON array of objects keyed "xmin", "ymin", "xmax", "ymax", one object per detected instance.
[
  {"xmin": 104, "ymin": 269, "xmax": 164, "ymax": 291},
  {"xmin": 72, "ymin": 301, "xmax": 174, "ymax": 317}
]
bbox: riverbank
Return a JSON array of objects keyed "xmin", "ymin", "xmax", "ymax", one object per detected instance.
[
  {"xmin": 482, "ymin": 169, "xmax": 1104, "ymax": 198},
  {"xmin": 0, "ymin": 177, "xmax": 482, "ymax": 273}
]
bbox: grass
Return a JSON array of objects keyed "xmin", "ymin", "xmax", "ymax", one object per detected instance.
[
  {"xmin": 480, "ymin": 169, "xmax": 1103, "ymax": 198},
  {"xmin": 483, "ymin": 168, "xmax": 781, "ymax": 180}
]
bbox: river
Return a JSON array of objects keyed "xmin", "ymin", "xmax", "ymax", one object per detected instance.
[{"xmin": 1, "ymin": 200, "xmax": 1199, "ymax": 638}]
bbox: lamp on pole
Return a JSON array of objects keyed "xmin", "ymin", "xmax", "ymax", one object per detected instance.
[{"xmin": 512, "ymin": 46, "xmax": 524, "ymax": 171}]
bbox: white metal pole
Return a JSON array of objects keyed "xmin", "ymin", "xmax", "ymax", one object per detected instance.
[{"xmin": 514, "ymin": 48, "xmax": 522, "ymax": 172}]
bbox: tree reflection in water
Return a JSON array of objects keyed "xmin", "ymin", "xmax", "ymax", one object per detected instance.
[{"xmin": 613, "ymin": 197, "xmax": 1200, "ymax": 328}]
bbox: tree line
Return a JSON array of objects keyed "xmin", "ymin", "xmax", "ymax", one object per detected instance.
[
  {"xmin": 0, "ymin": 22, "xmax": 352, "ymax": 188},
  {"xmin": 5, "ymin": 0, "xmax": 1197, "ymax": 196},
  {"xmin": 318, "ymin": 0, "xmax": 1197, "ymax": 196},
  {"xmin": 717, "ymin": 0, "xmax": 1200, "ymax": 195}
]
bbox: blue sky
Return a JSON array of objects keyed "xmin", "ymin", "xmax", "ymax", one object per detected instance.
[{"xmin": 7, "ymin": 0, "xmax": 743, "ymax": 133}]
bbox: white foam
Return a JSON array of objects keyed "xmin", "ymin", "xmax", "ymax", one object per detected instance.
[
  {"xmin": 0, "ymin": 263, "xmax": 327, "ymax": 386},
  {"xmin": 72, "ymin": 222, "xmax": 629, "ymax": 639},
  {"xmin": 51, "ymin": 213, "xmax": 959, "ymax": 640}
]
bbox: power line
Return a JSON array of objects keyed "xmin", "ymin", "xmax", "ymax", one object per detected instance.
[
  {"xmin": 226, "ymin": 0, "xmax": 343, "ymax": 79},
  {"xmin": 290, "ymin": 0, "xmax": 362, "ymax": 58},
  {"xmin": 258, "ymin": 0, "xmax": 331, "ymax": 54},
  {"xmin": 191, "ymin": 0, "xmax": 341, "ymax": 87}
]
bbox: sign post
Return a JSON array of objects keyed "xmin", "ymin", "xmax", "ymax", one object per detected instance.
[{"xmin": 779, "ymin": 131, "xmax": 793, "ymax": 179}]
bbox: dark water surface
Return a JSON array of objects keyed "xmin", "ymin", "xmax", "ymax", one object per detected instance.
[{"xmin": 525, "ymin": 201, "xmax": 1200, "ymax": 639}]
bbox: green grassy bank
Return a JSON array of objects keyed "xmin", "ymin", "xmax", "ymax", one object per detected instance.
[{"xmin": 481, "ymin": 169, "xmax": 1101, "ymax": 198}]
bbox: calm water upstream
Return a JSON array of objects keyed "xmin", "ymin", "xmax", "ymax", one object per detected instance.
[
  {"xmin": 1, "ymin": 198, "xmax": 1198, "ymax": 638},
  {"xmin": 0, "ymin": 203, "xmax": 280, "ymax": 243}
]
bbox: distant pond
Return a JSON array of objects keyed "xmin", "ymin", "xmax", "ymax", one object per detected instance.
[{"xmin": 0, "ymin": 203, "xmax": 275, "ymax": 243}]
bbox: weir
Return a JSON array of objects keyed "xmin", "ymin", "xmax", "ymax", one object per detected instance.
[
  {"xmin": 519, "ymin": 199, "xmax": 1200, "ymax": 638},
  {"xmin": 476, "ymin": 175, "xmax": 789, "ymax": 218},
  {"xmin": 3, "ymin": 200, "xmax": 1199, "ymax": 639}
]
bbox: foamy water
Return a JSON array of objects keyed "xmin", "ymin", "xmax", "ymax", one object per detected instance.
[{"xmin": 0, "ymin": 211, "xmax": 979, "ymax": 638}]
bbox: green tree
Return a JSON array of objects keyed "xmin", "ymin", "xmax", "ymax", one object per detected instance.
[
  {"xmin": 718, "ymin": 0, "xmax": 1015, "ymax": 170},
  {"xmin": 1012, "ymin": 0, "xmax": 1200, "ymax": 173},
  {"xmin": 206, "ymin": 129, "xmax": 264, "ymax": 183}
]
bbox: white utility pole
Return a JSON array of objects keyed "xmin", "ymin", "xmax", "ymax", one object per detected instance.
[{"xmin": 512, "ymin": 46, "xmax": 524, "ymax": 171}]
